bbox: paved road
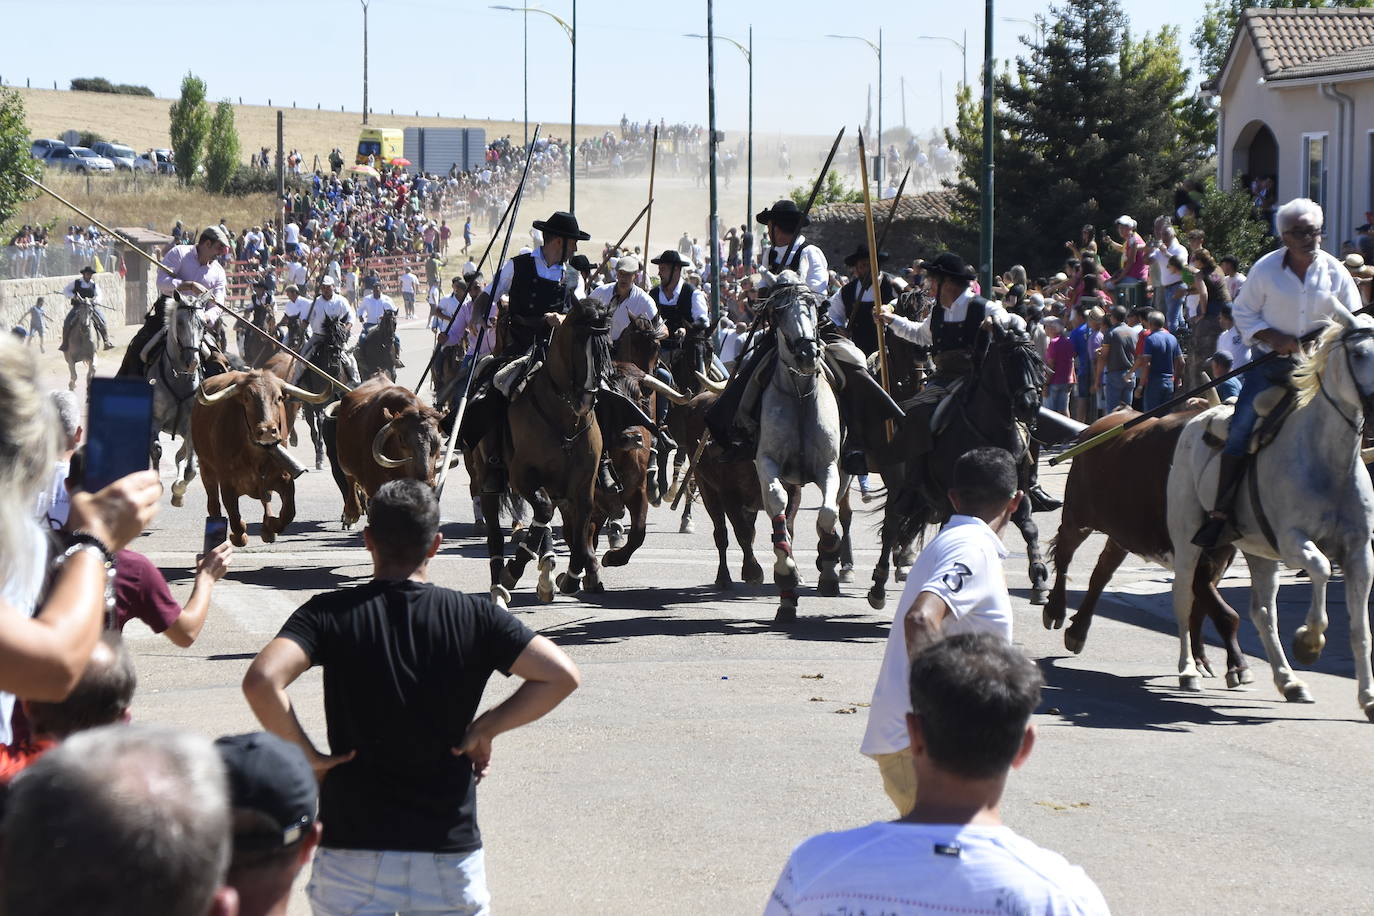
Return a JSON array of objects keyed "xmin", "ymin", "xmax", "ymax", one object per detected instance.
[{"xmin": 88, "ymin": 317, "xmax": 1373, "ymax": 915}]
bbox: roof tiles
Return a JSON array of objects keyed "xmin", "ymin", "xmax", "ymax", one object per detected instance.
[{"xmin": 1243, "ymin": 7, "xmax": 1374, "ymax": 81}]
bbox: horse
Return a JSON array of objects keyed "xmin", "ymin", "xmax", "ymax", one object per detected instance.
[
  {"xmin": 242, "ymin": 300, "xmax": 280, "ymax": 368},
  {"xmin": 478, "ymin": 297, "xmax": 616, "ymax": 606},
  {"xmin": 876, "ymin": 317, "xmax": 1050, "ymax": 610},
  {"xmin": 357, "ymin": 309, "xmax": 401, "ymax": 381},
  {"xmin": 146, "ymin": 293, "xmax": 211, "ymax": 508},
  {"xmin": 654, "ymin": 324, "xmax": 715, "ymax": 533},
  {"xmin": 264, "ymin": 314, "xmax": 350, "ymax": 469},
  {"xmin": 63, "ymin": 297, "xmax": 98, "ymax": 391},
  {"xmin": 1169, "ymin": 308, "xmax": 1374, "ymax": 718},
  {"xmin": 756, "ymin": 276, "xmax": 846, "ymax": 623}
]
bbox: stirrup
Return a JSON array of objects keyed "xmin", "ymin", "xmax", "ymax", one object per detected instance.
[
  {"xmin": 1190, "ymin": 516, "xmax": 1234, "ymax": 549},
  {"xmin": 598, "ymin": 459, "xmax": 622, "ymax": 494},
  {"xmin": 1028, "ymin": 485, "xmax": 1062, "ymax": 513}
]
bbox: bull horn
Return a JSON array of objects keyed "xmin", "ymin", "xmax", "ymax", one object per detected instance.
[
  {"xmin": 195, "ymin": 379, "xmax": 241, "ymax": 406},
  {"xmin": 280, "ymin": 380, "xmax": 334, "ymax": 405},
  {"xmin": 696, "ymin": 371, "xmax": 727, "ymax": 393},
  {"xmin": 322, "ymin": 401, "xmax": 340, "ymax": 419},
  {"xmin": 640, "ymin": 375, "xmax": 692, "ymax": 405},
  {"xmin": 371, "ymin": 420, "xmax": 409, "ymax": 469}
]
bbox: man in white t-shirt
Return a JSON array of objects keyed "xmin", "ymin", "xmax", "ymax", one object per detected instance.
[
  {"xmin": 861, "ymin": 447, "xmax": 1022, "ymax": 816},
  {"xmin": 296, "ymin": 276, "xmax": 359, "ymax": 384},
  {"xmin": 399, "ymin": 268, "xmax": 419, "ymax": 319},
  {"xmin": 284, "ymin": 252, "xmax": 309, "ymax": 292},
  {"xmin": 591, "ymin": 256, "xmax": 660, "ymax": 343},
  {"xmin": 767, "ymin": 632, "xmax": 1109, "ymax": 916}
]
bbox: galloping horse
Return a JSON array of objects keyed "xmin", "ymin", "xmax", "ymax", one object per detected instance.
[
  {"xmin": 146, "ymin": 293, "xmax": 212, "ymax": 507},
  {"xmin": 655, "ymin": 325, "xmax": 715, "ymax": 533},
  {"xmin": 357, "ymin": 309, "xmax": 401, "ymax": 381},
  {"xmin": 876, "ymin": 317, "xmax": 1049, "ymax": 608},
  {"xmin": 478, "ymin": 297, "xmax": 616, "ymax": 606},
  {"xmin": 756, "ymin": 276, "xmax": 846, "ymax": 623},
  {"xmin": 242, "ymin": 300, "xmax": 280, "ymax": 368},
  {"xmin": 264, "ymin": 314, "xmax": 350, "ymax": 469},
  {"xmin": 63, "ymin": 297, "xmax": 99, "ymax": 390},
  {"xmin": 1169, "ymin": 308, "xmax": 1374, "ymax": 718}
]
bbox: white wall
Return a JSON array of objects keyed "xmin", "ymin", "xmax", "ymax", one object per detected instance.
[{"xmin": 0, "ymin": 272, "xmax": 124, "ymax": 333}]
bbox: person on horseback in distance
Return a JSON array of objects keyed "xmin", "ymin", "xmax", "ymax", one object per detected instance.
[
  {"xmin": 59, "ymin": 266, "xmax": 115, "ymax": 352},
  {"xmin": 878, "ymin": 251, "xmax": 1061, "ymax": 512}
]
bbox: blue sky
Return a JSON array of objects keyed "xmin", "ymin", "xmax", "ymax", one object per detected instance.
[{"xmin": 5, "ymin": 0, "xmax": 1211, "ymax": 136}]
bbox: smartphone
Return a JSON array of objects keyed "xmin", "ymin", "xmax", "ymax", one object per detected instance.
[
  {"xmin": 203, "ymin": 516, "xmax": 229, "ymax": 556},
  {"xmin": 84, "ymin": 377, "xmax": 155, "ymax": 493}
]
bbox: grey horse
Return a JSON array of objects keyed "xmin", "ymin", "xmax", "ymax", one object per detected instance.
[
  {"xmin": 63, "ymin": 297, "xmax": 98, "ymax": 391},
  {"xmin": 146, "ymin": 293, "xmax": 210, "ymax": 508}
]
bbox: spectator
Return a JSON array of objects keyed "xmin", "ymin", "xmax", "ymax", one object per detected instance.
[
  {"xmin": 1043, "ymin": 317, "xmax": 1075, "ymax": 416},
  {"xmin": 1149, "ymin": 224, "xmax": 1189, "ymax": 331},
  {"xmin": 1136, "ymin": 310, "xmax": 1183, "ymax": 412},
  {"xmin": 36, "ymin": 391, "xmax": 80, "ymax": 529},
  {"xmin": 1216, "ymin": 303, "xmax": 1251, "ymax": 373},
  {"xmin": 26, "ymin": 297, "xmax": 49, "ymax": 352},
  {"xmin": 1106, "ymin": 215, "xmax": 1148, "ymax": 298},
  {"xmin": 216, "ymin": 732, "xmax": 322, "ymax": 916},
  {"xmin": 242, "ymin": 479, "xmax": 581, "ymax": 914},
  {"xmin": 0, "ymin": 724, "xmax": 238, "ymax": 916},
  {"xmin": 1187, "ymin": 250, "xmax": 1230, "ymax": 388},
  {"xmin": 1094, "ymin": 305, "xmax": 1139, "ymax": 412},
  {"xmin": 1209, "ymin": 351, "xmax": 1241, "ymax": 401},
  {"xmin": 860, "ymin": 448, "xmax": 1022, "ymax": 816},
  {"xmin": 773, "ymin": 633, "xmax": 1108, "ymax": 915},
  {"xmin": 399, "ymin": 266, "xmax": 419, "ymax": 319}
]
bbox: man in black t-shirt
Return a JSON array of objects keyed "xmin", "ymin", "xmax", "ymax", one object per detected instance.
[{"xmin": 243, "ymin": 479, "xmax": 581, "ymax": 915}]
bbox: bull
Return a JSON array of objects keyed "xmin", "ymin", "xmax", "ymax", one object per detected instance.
[
  {"xmin": 327, "ymin": 377, "xmax": 446, "ymax": 529},
  {"xmin": 192, "ymin": 369, "xmax": 331, "ymax": 546}
]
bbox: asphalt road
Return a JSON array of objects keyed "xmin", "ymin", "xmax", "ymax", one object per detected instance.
[{"xmin": 72, "ymin": 316, "xmax": 1374, "ymax": 915}]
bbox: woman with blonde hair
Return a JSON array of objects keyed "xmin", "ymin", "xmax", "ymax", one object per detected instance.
[{"xmin": 0, "ymin": 337, "xmax": 160, "ymax": 737}]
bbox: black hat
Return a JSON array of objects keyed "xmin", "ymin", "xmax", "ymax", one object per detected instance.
[
  {"xmin": 650, "ymin": 249, "xmax": 691, "ymax": 268},
  {"xmin": 843, "ymin": 243, "xmax": 888, "ymax": 268},
  {"xmin": 215, "ymin": 732, "xmax": 317, "ymax": 852},
  {"xmin": 532, "ymin": 210, "xmax": 591, "ymax": 241},
  {"xmin": 1359, "ymin": 224, "xmax": 1373, "ymax": 233},
  {"xmin": 79, "ymin": 265, "xmax": 95, "ymax": 275},
  {"xmin": 569, "ymin": 254, "xmax": 594, "ymax": 273},
  {"xmin": 756, "ymin": 198, "xmax": 809, "ymax": 228},
  {"xmin": 919, "ymin": 251, "xmax": 977, "ymax": 281}
]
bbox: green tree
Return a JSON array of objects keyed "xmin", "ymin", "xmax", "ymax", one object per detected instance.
[
  {"xmin": 203, "ymin": 100, "xmax": 241, "ymax": 194},
  {"xmin": 168, "ymin": 73, "xmax": 211, "ymax": 186},
  {"xmin": 1196, "ymin": 178, "xmax": 1275, "ymax": 268},
  {"xmin": 1192, "ymin": 0, "xmax": 1374, "ymax": 79},
  {"xmin": 788, "ymin": 170, "xmax": 863, "ymax": 208},
  {"xmin": 0, "ymin": 88, "xmax": 39, "ymax": 230}
]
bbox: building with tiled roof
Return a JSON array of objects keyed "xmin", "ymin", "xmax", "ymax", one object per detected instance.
[
  {"xmin": 805, "ymin": 190, "xmax": 958, "ymax": 270},
  {"xmin": 1214, "ymin": 7, "xmax": 1374, "ymax": 250}
]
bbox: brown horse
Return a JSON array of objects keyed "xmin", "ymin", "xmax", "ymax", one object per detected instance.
[{"xmin": 243, "ymin": 301, "xmax": 281, "ymax": 368}]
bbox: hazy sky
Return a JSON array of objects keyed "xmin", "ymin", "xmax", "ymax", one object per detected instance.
[{"xmin": 5, "ymin": 0, "xmax": 1213, "ymax": 137}]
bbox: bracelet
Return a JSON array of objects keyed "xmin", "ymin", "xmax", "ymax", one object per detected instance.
[
  {"xmin": 66, "ymin": 530, "xmax": 116, "ymax": 566},
  {"xmin": 56, "ymin": 542, "xmax": 118, "ymax": 626}
]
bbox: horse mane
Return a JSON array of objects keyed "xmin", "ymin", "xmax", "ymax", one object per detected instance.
[{"xmin": 1291, "ymin": 320, "xmax": 1344, "ymax": 408}]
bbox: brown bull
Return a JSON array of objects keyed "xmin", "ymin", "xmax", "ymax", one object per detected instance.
[
  {"xmin": 331, "ymin": 377, "xmax": 446, "ymax": 528},
  {"xmin": 1045, "ymin": 408, "xmax": 1253, "ymax": 687},
  {"xmin": 191, "ymin": 369, "xmax": 330, "ymax": 546}
]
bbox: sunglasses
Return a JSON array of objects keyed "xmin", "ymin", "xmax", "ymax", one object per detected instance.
[{"xmin": 1284, "ymin": 226, "xmax": 1323, "ymax": 239}]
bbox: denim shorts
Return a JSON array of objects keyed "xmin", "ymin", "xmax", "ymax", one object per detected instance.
[{"xmin": 308, "ymin": 846, "xmax": 490, "ymax": 916}]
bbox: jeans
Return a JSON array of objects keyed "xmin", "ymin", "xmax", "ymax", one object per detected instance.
[
  {"xmin": 1142, "ymin": 376, "xmax": 1174, "ymax": 412},
  {"xmin": 308, "ymin": 847, "xmax": 490, "ymax": 916},
  {"xmin": 1103, "ymin": 371, "xmax": 1135, "ymax": 410},
  {"xmin": 1158, "ymin": 282, "xmax": 1187, "ymax": 331},
  {"xmin": 1045, "ymin": 383, "xmax": 1071, "ymax": 414},
  {"xmin": 1223, "ymin": 357, "xmax": 1290, "ymax": 456}
]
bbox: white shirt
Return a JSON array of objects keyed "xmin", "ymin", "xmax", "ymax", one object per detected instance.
[
  {"xmin": 448, "ymin": 296, "xmax": 494, "ymax": 358},
  {"xmin": 282, "ymin": 295, "xmax": 311, "ymax": 321},
  {"xmin": 767, "ymin": 235, "xmax": 829, "ymax": 295},
  {"xmin": 357, "ymin": 293, "xmax": 397, "ymax": 325},
  {"xmin": 400, "ymin": 271, "xmax": 417, "ymax": 294},
  {"xmin": 1217, "ymin": 324, "xmax": 1252, "ymax": 370},
  {"xmin": 886, "ymin": 289, "xmax": 1010, "ymax": 349},
  {"xmin": 156, "ymin": 243, "xmax": 227, "ymax": 305},
  {"xmin": 1225, "ymin": 271, "xmax": 1247, "ymax": 301},
  {"xmin": 592, "ymin": 282, "xmax": 658, "ymax": 341},
  {"xmin": 284, "ymin": 222, "xmax": 300, "ymax": 244},
  {"xmin": 308, "ymin": 293, "xmax": 355, "ymax": 335},
  {"xmin": 653, "ymin": 278, "xmax": 711, "ymax": 327},
  {"xmin": 485, "ymin": 247, "xmax": 586, "ymax": 304},
  {"xmin": 765, "ymin": 821, "xmax": 1110, "ymax": 916},
  {"xmin": 718, "ymin": 329, "xmax": 747, "ymax": 368},
  {"xmin": 826, "ymin": 274, "xmax": 909, "ymax": 326},
  {"xmin": 1150, "ymin": 238, "xmax": 1189, "ymax": 286},
  {"xmin": 62, "ymin": 279, "xmax": 102, "ymax": 304},
  {"xmin": 862, "ymin": 515, "xmax": 1012, "ymax": 758},
  {"xmin": 434, "ymin": 293, "xmax": 463, "ymax": 329},
  {"xmin": 35, "ymin": 459, "xmax": 71, "ymax": 528},
  {"xmin": 1232, "ymin": 247, "xmax": 1359, "ymax": 351},
  {"xmin": 285, "ymin": 261, "xmax": 309, "ymax": 289}
]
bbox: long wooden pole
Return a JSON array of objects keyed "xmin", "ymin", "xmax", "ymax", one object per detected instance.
[
  {"xmin": 876, "ymin": 166, "xmax": 911, "ymax": 253},
  {"xmin": 640, "ymin": 125, "xmax": 658, "ymax": 289},
  {"xmin": 856, "ymin": 130, "xmax": 894, "ymax": 441},
  {"xmin": 22, "ymin": 174, "xmax": 352, "ymax": 393}
]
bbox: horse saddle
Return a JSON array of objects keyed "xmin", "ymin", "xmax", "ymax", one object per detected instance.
[
  {"xmin": 1200, "ymin": 385, "xmax": 1294, "ymax": 454},
  {"xmin": 494, "ymin": 351, "xmax": 544, "ymax": 399}
]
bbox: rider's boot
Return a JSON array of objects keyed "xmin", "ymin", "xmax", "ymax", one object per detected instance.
[
  {"xmin": 99, "ymin": 327, "xmax": 116, "ymax": 350},
  {"xmin": 1191, "ymin": 453, "xmax": 1247, "ymax": 549},
  {"xmin": 1027, "ymin": 457, "xmax": 1062, "ymax": 512},
  {"xmin": 598, "ymin": 455, "xmax": 621, "ymax": 494}
]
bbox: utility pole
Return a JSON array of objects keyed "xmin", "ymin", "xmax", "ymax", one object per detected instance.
[
  {"xmin": 901, "ymin": 75, "xmax": 907, "ymax": 129},
  {"xmin": 570, "ymin": 0, "xmax": 577, "ymax": 213},
  {"xmin": 979, "ymin": 1, "xmax": 994, "ymax": 291},
  {"xmin": 706, "ymin": 0, "xmax": 721, "ymax": 323},
  {"xmin": 361, "ymin": 0, "xmax": 370, "ymax": 124},
  {"xmin": 523, "ymin": 8, "xmax": 529, "ymax": 147},
  {"xmin": 276, "ymin": 111, "xmax": 285, "ymax": 251}
]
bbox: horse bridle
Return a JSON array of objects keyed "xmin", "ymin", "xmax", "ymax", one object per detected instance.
[
  {"xmin": 772, "ymin": 295, "xmax": 823, "ymax": 398},
  {"xmin": 1318, "ymin": 325, "xmax": 1374, "ymax": 431}
]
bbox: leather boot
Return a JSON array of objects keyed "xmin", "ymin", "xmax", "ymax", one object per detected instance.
[
  {"xmin": 598, "ymin": 456, "xmax": 621, "ymax": 494},
  {"xmin": 1027, "ymin": 457, "xmax": 1062, "ymax": 512},
  {"xmin": 1191, "ymin": 453, "xmax": 1247, "ymax": 548}
]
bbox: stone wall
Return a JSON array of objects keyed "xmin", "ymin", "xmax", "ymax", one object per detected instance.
[
  {"xmin": 806, "ymin": 190, "xmax": 959, "ymax": 273},
  {"xmin": 0, "ymin": 272, "xmax": 125, "ymax": 332}
]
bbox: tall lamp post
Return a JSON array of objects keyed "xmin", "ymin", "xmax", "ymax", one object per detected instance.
[
  {"xmin": 360, "ymin": 0, "xmax": 370, "ymax": 124},
  {"xmin": 685, "ymin": 27, "xmax": 753, "ymax": 240},
  {"xmin": 980, "ymin": 2, "xmax": 994, "ymax": 291},
  {"xmin": 491, "ymin": 4, "xmax": 577, "ymax": 211},
  {"xmin": 826, "ymin": 31, "xmax": 883, "ymax": 194},
  {"xmin": 915, "ymin": 31, "xmax": 967, "ymax": 87}
]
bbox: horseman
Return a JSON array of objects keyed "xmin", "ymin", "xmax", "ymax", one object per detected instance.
[
  {"xmin": 758, "ymin": 199, "xmax": 828, "ymax": 294},
  {"xmin": 357, "ymin": 276, "xmax": 404, "ymax": 368},
  {"xmin": 647, "ymin": 249, "xmax": 709, "ymax": 438},
  {"xmin": 116, "ymin": 226, "xmax": 230, "ymax": 378},
  {"xmin": 294, "ymin": 275, "xmax": 360, "ymax": 385},
  {"xmin": 59, "ymin": 266, "xmax": 114, "ymax": 352},
  {"xmin": 878, "ymin": 251, "xmax": 1059, "ymax": 511},
  {"xmin": 594, "ymin": 255, "xmax": 661, "ymax": 346},
  {"xmin": 1191, "ymin": 197, "xmax": 1360, "ymax": 549},
  {"xmin": 826, "ymin": 243, "xmax": 905, "ymax": 357},
  {"xmin": 280, "ymin": 284, "xmax": 310, "ymax": 343}
]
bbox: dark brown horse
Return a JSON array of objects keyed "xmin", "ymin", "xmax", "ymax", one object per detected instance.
[
  {"xmin": 243, "ymin": 301, "xmax": 281, "ymax": 368},
  {"xmin": 357, "ymin": 309, "xmax": 401, "ymax": 381}
]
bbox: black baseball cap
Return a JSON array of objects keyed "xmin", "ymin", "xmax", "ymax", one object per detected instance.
[{"xmin": 215, "ymin": 732, "xmax": 318, "ymax": 851}]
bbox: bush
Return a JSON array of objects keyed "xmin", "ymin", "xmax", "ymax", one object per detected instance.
[
  {"xmin": 204, "ymin": 100, "xmax": 241, "ymax": 194},
  {"xmin": 169, "ymin": 74, "xmax": 210, "ymax": 187},
  {"xmin": 70, "ymin": 77, "xmax": 154, "ymax": 97},
  {"xmin": 0, "ymin": 88, "xmax": 40, "ymax": 229},
  {"xmin": 75, "ymin": 131, "xmax": 104, "ymax": 149},
  {"xmin": 788, "ymin": 170, "xmax": 863, "ymax": 208},
  {"xmin": 1194, "ymin": 177, "xmax": 1274, "ymax": 271},
  {"xmin": 219, "ymin": 166, "xmax": 306, "ymax": 197}
]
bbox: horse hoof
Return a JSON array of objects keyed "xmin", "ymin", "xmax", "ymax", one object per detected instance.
[
  {"xmin": 1226, "ymin": 669, "xmax": 1245, "ymax": 689},
  {"xmin": 261, "ymin": 526, "xmax": 277, "ymax": 544},
  {"xmin": 894, "ymin": 566, "xmax": 910, "ymax": 583},
  {"xmin": 1364, "ymin": 701, "xmax": 1374, "ymax": 724},
  {"xmin": 582, "ymin": 577, "xmax": 605, "ymax": 595},
  {"xmin": 1179, "ymin": 675, "xmax": 1202, "ymax": 693},
  {"xmin": 490, "ymin": 584, "xmax": 511, "ymax": 609},
  {"xmin": 679, "ymin": 517, "xmax": 695, "ymax": 534},
  {"xmin": 715, "ymin": 574, "xmax": 734, "ymax": 590},
  {"xmin": 537, "ymin": 566, "xmax": 557, "ymax": 603},
  {"xmin": 231, "ymin": 531, "xmax": 249, "ymax": 548},
  {"xmin": 1283, "ymin": 682, "xmax": 1315, "ymax": 704},
  {"xmin": 1029, "ymin": 588, "xmax": 1049, "ymax": 606},
  {"xmin": 838, "ymin": 564, "xmax": 854, "ymax": 583},
  {"xmin": 867, "ymin": 586, "xmax": 886, "ymax": 610},
  {"xmin": 603, "ymin": 548, "xmax": 629, "ymax": 568},
  {"xmin": 1063, "ymin": 633, "xmax": 1086, "ymax": 655},
  {"xmin": 555, "ymin": 572, "xmax": 580, "ymax": 595},
  {"xmin": 1293, "ymin": 626, "xmax": 1326, "ymax": 665},
  {"xmin": 773, "ymin": 604, "xmax": 797, "ymax": 625},
  {"xmin": 742, "ymin": 562, "xmax": 764, "ymax": 586},
  {"xmin": 1043, "ymin": 607, "xmax": 1065, "ymax": 631},
  {"xmin": 816, "ymin": 577, "xmax": 840, "ymax": 598},
  {"xmin": 1240, "ymin": 667, "xmax": 1255, "ymax": 685}
]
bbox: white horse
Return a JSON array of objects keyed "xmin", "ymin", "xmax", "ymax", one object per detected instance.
[
  {"xmin": 147, "ymin": 294, "xmax": 211, "ymax": 508},
  {"xmin": 756, "ymin": 275, "xmax": 846, "ymax": 623},
  {"xmin": 1168, "ymin": 306, "xmax": 1374, "ymax": 719},
  {"xmin": 63, "ymin": 297, "xmax": 98, "ymax": 391}
]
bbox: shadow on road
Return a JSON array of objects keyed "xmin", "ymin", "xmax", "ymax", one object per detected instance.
[
  {"xmin": 229, "ymin": 565, "xmax": 359, "ymax": 590},
  {"xmin": 537, "ymin": 605, "xmax": 886, "ymax": 646}
]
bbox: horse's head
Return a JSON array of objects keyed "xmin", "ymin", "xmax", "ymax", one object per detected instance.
[
  {"xmin": 557, "ymin": 298, "xmax": 615, "ymax": 412},
  {"xmin": 670, "ymin": 324, "xmax": 715, "ymax": 392},
  {"xmin": 376, "ymin": 309, "xmax": 397, "ymax": 336},
  {"xmin": 769, "ymin": 281, "xmax": 822, "ymax": 378},
  {"xmin": 981, "ymin": 317, "xmax": 1044, "ymax": 424},
  {"xmin": 616, "ymin": 314, "xmax": 662, "ymax": 371},
  {"xmin": 168, "ymin": 292, "xmax": 208, "ymax": 374},
  {"xmin": 1293, "ymin": 307, "xmax": 1374, "ymax": 419}
]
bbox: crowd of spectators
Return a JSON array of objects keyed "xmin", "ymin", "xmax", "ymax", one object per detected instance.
[{"xmin": 4, "ymin": 223, "xmax": 122, "ymax": 281}]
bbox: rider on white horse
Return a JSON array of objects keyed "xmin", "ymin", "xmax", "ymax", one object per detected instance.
[
  {"xmin": 1192, "ymin": 197, "xmax": 1361, "ymax": 549},
  {"xmin": 116, "ymin": 227, "xmax": 230, "ymax": 377}
]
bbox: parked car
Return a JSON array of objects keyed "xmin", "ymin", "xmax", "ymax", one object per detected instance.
[
  {"xmin": 91, "ymin": 141, "xmax": 137, "ymax": 171},
  {"xmin": 30, "ymin": 138, "xmax": 66, "ymax": 160},
  {"xmin": 134, "ymin": 149, "xmax": 175, "ymax": 175},
  {"xmin": 44, "ymin": 146, "xmax": 115, "ymax": 173}
]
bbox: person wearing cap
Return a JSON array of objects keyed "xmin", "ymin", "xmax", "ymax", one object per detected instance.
[
  {"xmin": 293, "ymin": 274, "xmax": 359, "ymax": 385},
  {"xmin": 216, "ymin": 732, "xmax": 321, "ymax": 916},
  {"xmin": 828, "ymin": 243, "xmax": 907, "ymax": 357},
  {"xmin": 569, "ymin": 252, "xmax": 596, "ymax": 290},
  {"xmin": 357, "ymin": 277, "xmax": 404, "ymax": 368},
  {"xmin": 1104, "ymin": 215, "xmax": 1148, "ymax": 303},
  {"xmin": 593, "ymin": 255, "xmax": 660, "ymax": 344},
  {"xmin": 756, "ymin": 198, "xmax": 829, "ymax": 295},
  {"xmin": 59, "ymin": 265, "xmax": 115, "ymax": 351},
  {"xmin": 433, "ymin": 274, "xmax": 468, "ymax": 342},
  {"xmin": 116, "ymin": 226, "xmax": 231, "ymax": 377}
]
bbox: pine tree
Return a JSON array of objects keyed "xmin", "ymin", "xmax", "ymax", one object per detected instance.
[
  {"xmin": 204, "ymin": 100, "xmax": 241, "ymax": 194},
  {"xmin": 168, "ymin": 74, "xmax": 211, "ymax": 187}
]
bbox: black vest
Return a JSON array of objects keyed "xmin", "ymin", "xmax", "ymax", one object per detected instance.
[
  {"xmin": 839, "ymin": 274, "xmax": 899, "ymax": 356},
  {"xmin": 72, "ymin": 278, "xmax": 97, "ymax": 299},
  {"xmin": 767, "ymin": 242, "xmax": 812, "ymax": 274},
  {"xmin": 653, "ymin": 282, "xmax": 697, "ymax": 334},
  {"xmin": 507, "ymin": 252, "xmax": 566, "ymax": 327},
  {"xmin": 930, "ymin": 296, "xmax": 990, "ymax": 354}
]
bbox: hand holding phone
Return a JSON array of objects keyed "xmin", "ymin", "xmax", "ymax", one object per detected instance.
[
  {"xmin": 203, "ymin": 516, "xmax": 229, "ymax": 557},
  {"xmin": 84, "ymin": 378, "xmax": 155, "ymax": 493}
]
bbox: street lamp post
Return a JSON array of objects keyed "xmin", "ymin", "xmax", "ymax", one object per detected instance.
[
  {"xmin": 685, "ymin": 27, "xmax": 753, "ymax": 240},
  {"xmin": 706, "ymin": 0, "xmax": 720, "ymax": 323},
  {"xmin": 1001, "ymin": 15, "xmax": 1044, "ymax": 46},
  {"xmin": 490, "ymin": 4, "xmax": 576, "ymax": 211},
  {"xmin": 360, "ymin": 0, "xmax": 370, "ymax": 124},
  {"xmin": 826, "ymin": 31, "xmax": 883, "ymax": 194},
  {"xmin": 980, "ymin": 1, "xmax": 994, "ymax": 291},
  {"xmin": 915, "ymin": 31, "xmax": 967, "ymax": 88}
]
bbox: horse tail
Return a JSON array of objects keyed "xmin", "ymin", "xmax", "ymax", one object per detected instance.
[{"xmin": 876, "ymin": 480, "xmax": 933, "ymax": 552}]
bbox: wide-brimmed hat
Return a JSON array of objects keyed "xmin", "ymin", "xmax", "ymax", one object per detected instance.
[
  {"xmin": 1345, "ymin": 253, "xmax": 1374, "ymax": 279},
  {"xmin": 843, "ymin": 243, "xmax": 888, "ymax": 268},
  {"xmin": 919, "ymin": 251, "xmax": 977, "ymax": 281},
  {"xmin": 532, "ymin": 211, "xmax": 590, "ymax": 241},
  {"xmin": 79, "ymin": 265, "xmax": 95, "ymax": 275},
  {"xmin": 568, "ymin": 254, "xmax": 594, "ymax": 272},
  {"xmin": 650, "ymin": 249, "xmax": 691, "ymax": 268},
  {"xmin": 756, "ymin": 198, "xmax": 808, "ymax": 228}
]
